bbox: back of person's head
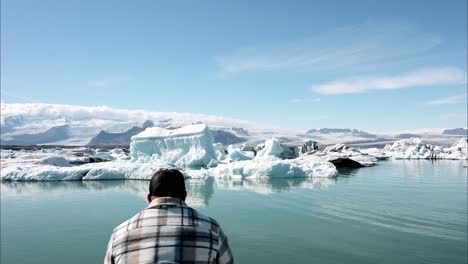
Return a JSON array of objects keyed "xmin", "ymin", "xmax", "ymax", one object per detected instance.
[{"xmin": 149, "ymin": 169, "xmax": 186, "ymax": 200}]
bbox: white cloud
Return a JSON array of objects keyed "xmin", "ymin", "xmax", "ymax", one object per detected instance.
[
  {"xmin": 312, "ymin": 67, "xmax": 467, "ymax": 95},
  {"xmin": 426, "ymin": 93, "xmax": 467, "ymax": 105},
  {"xmin": 0, "ymin": 103, "xmax": 261, "ymax": 145},
  {"xmin": 217, "ymin": 22, "xmax": 442, "ymax": 75},
  {"xmin": 0, "ymin": 103, "xmax": 256, "ymax": 128}
]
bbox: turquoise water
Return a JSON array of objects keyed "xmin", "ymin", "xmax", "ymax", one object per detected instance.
[{"xmin": 1, "ymin": 160, "xmax": 467, "ymax": 263}]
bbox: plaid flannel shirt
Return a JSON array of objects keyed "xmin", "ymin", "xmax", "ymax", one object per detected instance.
[{"xmin": 104, "ymin": 197, "xmax": 233, "ymax": 264}]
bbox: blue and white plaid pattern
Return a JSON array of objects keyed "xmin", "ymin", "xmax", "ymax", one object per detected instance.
[{"xmin": 105, "ymin": 197, "xmax": 233, "ymax": 264}]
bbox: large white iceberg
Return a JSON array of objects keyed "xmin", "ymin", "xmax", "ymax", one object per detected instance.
[
  {"xmin": 209, "ymin": 158, "xmax": 337, "ymax": 179},
  {"xmin": 442, "ymin": 138, "xmax": 468, "ymax": 160},
  {"xmin": 130, "ymin": 124, "xmax": 217, "ymax": 168},
  {"xmin": 182, "ymin": 157, "xmax": 337, "ymax": 180},
  {"xmin": 383, "ymin": 138, "xmax": 467, "ymax": 160}
]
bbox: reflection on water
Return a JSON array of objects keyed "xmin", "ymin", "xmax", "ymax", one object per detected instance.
[
  {"xmin": 397, "ymin": 159, "xmax": 468, "ymax": 181},
  {"xmin": 1, "ymin": 176, "xmax": 338, "ymax": 206},
  {"xmin": 320, "ymin": 202, "xmax": 467, "ymax": 241},
  {"xmin": 215, "ymin": 177, "xmax": 337, "ymax": 194},
  {"xmin": 186, "ymin": 178, "xmax": 214, "ymax": 207},
  {"xmin": 0, "ymin": 179, "xmax": 215, "ymax": 208},
  {"xmin": 335, "ymin": 167, "xmax": 360, "ymax": 177}
]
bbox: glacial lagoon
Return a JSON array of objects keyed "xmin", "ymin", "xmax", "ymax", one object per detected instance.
[{"xmin": 1, "ymin": 160, "xmax": 467, "ymax": 264}]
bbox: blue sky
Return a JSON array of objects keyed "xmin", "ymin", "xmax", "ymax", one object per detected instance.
[{"xmin": 1, "ymin": 0, "xmax": 467, "ymax": 131}]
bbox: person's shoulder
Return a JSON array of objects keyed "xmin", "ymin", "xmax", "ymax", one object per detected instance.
[
  {"xmin": 189, "ymin": 207, "xmax": 222, "ymax": 230},
  {"xmin": 112, "ymin": 210, "xmax": 144, "ymax": 235}
]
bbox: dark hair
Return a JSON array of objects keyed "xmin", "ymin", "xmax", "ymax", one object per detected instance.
[{"xmin": 149, "ymin": 169, "xmax": 186, "ymax": 198}]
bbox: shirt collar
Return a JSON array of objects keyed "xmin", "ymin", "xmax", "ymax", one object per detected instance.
[{"xmin": 147, "ymin": 196, "xmax": 188, "ymax": 209}]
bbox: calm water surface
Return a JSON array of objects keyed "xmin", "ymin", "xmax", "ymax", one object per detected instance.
[{"xmin": 1, "ymin": 160, "xmax": 467, "ymax": 263}]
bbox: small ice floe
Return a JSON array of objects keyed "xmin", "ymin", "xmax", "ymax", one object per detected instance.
[{"xmin": 359, "ymin": 148, "xmax": 391, "ymax": 160}]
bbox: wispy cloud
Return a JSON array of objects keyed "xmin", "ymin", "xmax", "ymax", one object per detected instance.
[
  {"xmin": 426, "ymin": 93, "xmax": 467, "ymax": 105},
  {"xmin": 289, "ymin": 98, "xmax": 321, "ymax": 104},
  {"xmin": 312, "ymin": 67, "xmax": 467, "ymax": 95},
  {"xmin": 216, "ymin": 22, "xmax": 442, "ymax": 75}
]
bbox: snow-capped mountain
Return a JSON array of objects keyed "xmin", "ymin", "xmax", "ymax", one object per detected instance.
[
  {"xmin": 0, "ymin": 103, "xmax": 256, "ymax": 146},
  {"xmin": 1, "ymin": 124, "xmax": 71, "ymax": 145},
  {"xmin": 442, "ymin": 128, "xmax": 467, "ymax": 136},
  {"xmin": 0, "ymin": 103, "xmax": 465, "ymax": 147}
]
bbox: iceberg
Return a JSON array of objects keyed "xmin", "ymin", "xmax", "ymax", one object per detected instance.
[
  {"xmin": 224, "ymin": 145, "xmax": 253, "ymax": 162},
  {"xmin": 255, "ymin": 138, "xmax": 284, "ymax": 159},
  {"xmin": 442, "ymin": 138, "xmax": 468, "ymax": 160},
  {"xmin": 0, "ymin": 148, "xmax": 176, "ymax": 181},
  {"xmin": 208, "ymin": 158, "xmax": 337, "ymax": 179},
  {"xmin": 383, "ymin": 138, "xmax": 467, "ymax": 160},
  {"xmin": 183, "ymin": 156, "xmax": 338, "ymax": 180},
  {"xmin": 1, "ymin": 156, "xmax": 180, "ymax": 181},
  {"xmin": 301, "ymin": 143, "xmax": 379, "ymax": 167},
  {"xmin": 36, "ymin": 156, "xmax": 71, "ymax": 167},
  {"xmin": 130, "ymin": 124, "xmax": 217, "ymax": 168}
]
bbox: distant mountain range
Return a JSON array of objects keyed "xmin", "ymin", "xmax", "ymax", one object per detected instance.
[
  {"xmin": 396, "ymin": 133, "xmax": 421, "ymax": 139},
  {"xmin": 211, "ymin": 130, "xmax": 246, "ymax": 145},
  {"xmin": 0, "ymin": 103, "xmax": 255, "ymax": 146},
  {"xmin": 306, "ymin": 128, "xmax": 377, "ymax": 138},
  {"xmin": 442, "ymin": 128, "xmax": 467, "ymax": 136},
  {"xmin": 1, "ymin": 103, "xmax": 466, "ymax": 147},
  {"xmin": 307, "ymin": 128, "xmax": 354, "ymax": 133},
  {"xmin": 1, "ymin": 124, "xmax": 71, "ymax": 145},
  {"xmin": 87, "ymin": 121, "xmax": 154, "ymax": 146},
  {"xmin": 86, "ymin": 120, "xmax": 245, "ymax": 146}
]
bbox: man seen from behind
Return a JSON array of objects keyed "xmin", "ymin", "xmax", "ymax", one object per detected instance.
[{"xmin": 104, "ymin": 169, "xmax": 234, "ymax": 264}]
